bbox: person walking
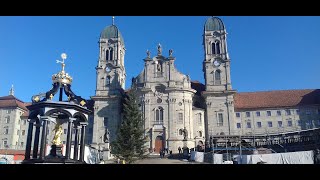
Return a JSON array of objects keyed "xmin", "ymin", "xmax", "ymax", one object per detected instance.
[{"xmin": 178, "ymin": 146, "xmax": 182, "ymax": 154}]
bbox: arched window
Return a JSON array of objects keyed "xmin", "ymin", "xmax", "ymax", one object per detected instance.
[
  {"xmin": 106, "ymin": 47, "xmax": 113, "ymax": 61},
  {"xmin": 155, "ymin": 107, "xmax": 163, "ymax": 124},
  {"xmin": 212, "ymin": 41, "xmax": 221, "ymax": 55},
  {"xmin": 215, "ymin": 41, "xmax": 220, "ymax": 54},
  {"xmin": 109, "ymin": 48, "xmax": 113, "ymax": 61},
  {"xmin": 215, "ymin": 70, "xmax": 221, "ymax": 85},
  {"xmin": 211, "ymin": 42, "xmax": 216, "ymax": 54},
  {"xmin": 106, "ymin": 76, "xmax": 111, "ymax": 85},
  {"xmin": 199, "ymin": 131, "xmax": 202, "ymax": 137},
  {"xmin": 106, "ymin": 50, "xmax": 109, "ymax": 60},
  {"xmin": 179, "ymin": 129, "xmax": 183, "ymax": 136}
]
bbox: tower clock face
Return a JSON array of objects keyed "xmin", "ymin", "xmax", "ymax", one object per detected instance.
[
  {"xmin": 213, "ymin": 60, "xmax": 221, "ymax": 67},
  {"xmin": 106, "ymin": 66, "xmax": 111, "ymax": 73}
]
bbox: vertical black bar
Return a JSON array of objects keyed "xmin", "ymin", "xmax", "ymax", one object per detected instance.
[
  {"xmin": 24, "ymin": 121, "xmax": 34, "ymax": 160},
  {"xmin": 32, "ymin": 126, "xmax": 41, "ymax": 158},
  {"xmin": 65, "ymin": 120, "xmax": 73, "ymax": 160},
  {"xmin": 59, "ymin": 87, "xmax": 63, "ymax": 101},
  {"xmin": 74, "ymin": 127, "xmax": 79, "ymax": 160},
  {"xmin": 39, "ymin": 120, "xmax": 48, "ymax": 160},
  {"xmin": 79, "ymin": 125, "xmax": 86, "ymax": 162}
]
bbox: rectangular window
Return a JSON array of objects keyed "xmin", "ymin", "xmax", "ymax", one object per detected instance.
[
  {"xmin": 286, "ymin": 109, "xmax": 291, "ymax": 115},
  {"xmin": 178, "ymin": 113, "xmax": 183, "ymax": 124},
  {"xmin": 268, "ymin": 121, "xmax": 273, "ymax": 127},
  {"xmin": 236, "ymin": 123, "xmax": 241, "ymax": 129},
  {"xmin": 64, "ymin": 129, "xmax": 67, "ymax": 135},
  {"xmin": 5, "ymin": 116, "xmax": 10, "ymax": 123},
  {"xmin": 104, "ymin": 117, "xmax": 108, "ymax": 128},
  {"xmin": 298, "ymin": 120, "xmax": 302, "ymax": 126},
  {"xmin": 277, "ymin": 110, "xmax": 281, "ymax": 116},
  {"xmin": 5, "ymin": 128, "xmax": 9, "ymax": 135},
  {"xmin": 296, "ymin": 109, "xmax": 300, "ymax": 115},
  {"xmin": 256, "ymin": 112, "xmax": 260, "ymax": 117},
  {"xmin": 22, "ymin": 130, "xmax": 25, "ymax": 136},
  {"xmin": 17, "ymin": 130, "xmax": 20, "ymax": 135},
  {"xmin": 3, "ymin": 141, "xmax": 8, "ymax": 146},
  {"xmin": 288, "ymin": 120, "xmax": 292, "ymax": 127},
  {"xmin": 247, "ymin": 122, "xmax": 251, "ymax": 128},
  {"xmin": 267, "ymin": 111, "xmax": 271, "ymax": 116},
  {"xmin": 198, "ymin": 114, "xmax": 202, "ymax": 125},
  {"xmin": 278, "ymin": 121, "xmax": 283, "ymax": 128},
  {"xmin": 257, "ymin": 122, "xmax": 262, "ymax": 128},
  {"xmin": 236, "ymin": 113, "xmax": 240, "ymax": 118},
  {"xmin": 20, "ymin": 142, "xmax": 24, "ymax": 146},
  {"xmin": 246, "ymin": 112, "xmax": 250, "ymax": 117},
  {"xmin": 217, "ymin": 113, "xmax": 223, "ymax": 126}
]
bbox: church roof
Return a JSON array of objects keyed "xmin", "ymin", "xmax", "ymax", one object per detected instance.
[
  {"xmin": 205, "ymin": 17, "xmax": 225, "ymax": 31},
  {"xmin": 100, "ymin": 25, "xmax": 124, "ymax": 44},
  {"xmin": 234, "ymin": 89, "xmax": 320, "ymax": 111},
  {"xmin": 0, "ymin": 95, "xmax": 29, "ymax": 111}
]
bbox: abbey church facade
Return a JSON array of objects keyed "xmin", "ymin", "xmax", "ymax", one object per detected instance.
[{"xmin": 89, "ymin": 17, "xmax": 320, "ymax": 156}]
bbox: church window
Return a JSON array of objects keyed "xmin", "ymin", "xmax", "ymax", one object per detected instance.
[
  {"xmin": 106, "ymin": 50, "xmax": 109, "ymax": 60},
  {"xmin": 109, "ymin": 48, "xmax": 113, "ymax": 60},
  {"xmin": 215, "ymin": 41, "xmax": 221, "ymax": 54},
  {"xmin": 211, "ymin": 42, "xmax": 216, "ymax": 54},
  {"xmin": 214, "ymin": 70, "xmax": 221, "ymax": 85},
  {"xmin": 178, "ymin": 113, "xmax": 183, "ymax": 124},
  {"xmin": 106, "ymin": 76, "xmax": 111, "ymax": 86},
  {"xmin": 199, "ymin": 131, "xmax": 202, "ymax": 137},
  {"xmin": 156, "ymin": 107, "xmax": 163, "ymax": 124},
  {"xmin": 106, "ymin": 47, "xmax": 113, "ymax": 61},
  {"xmin": 211, "ymin": 41, "xmax": 221, "ymax": 54},
  {"xmin": 217, "ymin": 113, "xmax": 223, "ymax": 126}
]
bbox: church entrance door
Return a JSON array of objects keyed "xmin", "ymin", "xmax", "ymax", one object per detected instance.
[{"xmin": 155, "ymin": 136, "xmax": 164, "ymax": 153}]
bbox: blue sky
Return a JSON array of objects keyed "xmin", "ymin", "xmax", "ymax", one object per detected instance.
[{"xmin": 1, "ymin": 16, "xmax": 320, "ymax": 102}]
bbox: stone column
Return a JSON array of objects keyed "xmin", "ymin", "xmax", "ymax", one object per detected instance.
[
  {"xmin": 65, "ymin": 118, "xmax": 75, "ymax": 160},
  {"xmin": 32, "ymin": 123, "xmax": 41, "ymax": 158},
  {"xmin": 73, "ymin": 124, "xmax": 80, "ymax": 161},
  {"xmin": 39, "ymin": 116, "xmax": 49, "ymax": 160},
  {"xmin": 79, "ymin": 122, "xmax": 88, "ymax": 162},
  {"xmin": 24, "ymin": 119, "xmax": 34, "ymax": 160}
]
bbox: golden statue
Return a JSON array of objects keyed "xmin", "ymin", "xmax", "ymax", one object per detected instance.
[{"xmin": 52, "ymin": 123, "xmax": 63, "ymax": 145}]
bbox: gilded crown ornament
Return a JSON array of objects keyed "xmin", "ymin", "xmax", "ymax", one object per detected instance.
[{"xmin": 52, "ymin": 53, "xmax": 73, "ymax": 85}]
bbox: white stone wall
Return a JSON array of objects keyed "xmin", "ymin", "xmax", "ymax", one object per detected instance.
[{"xmin": 234, "ymin": 106, "xmax": 320, "ymax": 136}]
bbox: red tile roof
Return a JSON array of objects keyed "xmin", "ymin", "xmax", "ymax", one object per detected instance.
[
  {"xmin": 234, "ymin": 89, "xmax": 320, "ymax": 110},
  {"xmin": 0, "ymin": 95, "xmax": 29, "ymax": 111},
  {"xmin": 190, "ymin": 81, "xmax": 320, "ymax": 110}
]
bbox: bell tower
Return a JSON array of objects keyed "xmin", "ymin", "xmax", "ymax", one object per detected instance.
[
  {"xmin": 202, "ymin": 17, "xmax": 237, "ymax": 138},
  {"xmin": 95, "ymin": 17, "xmax": 126, "ymax": 97},
  {"xmin": 91, "ymin": 17, "xmax": 126, "ymax": 160}
]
